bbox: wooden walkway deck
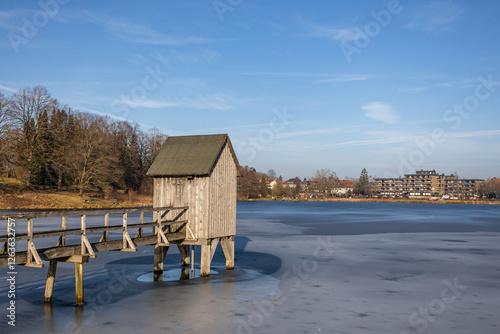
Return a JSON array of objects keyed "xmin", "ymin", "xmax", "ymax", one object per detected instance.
[{"xmin": 0, "ymin": 206, "xmax": 192, "ymax": 305}]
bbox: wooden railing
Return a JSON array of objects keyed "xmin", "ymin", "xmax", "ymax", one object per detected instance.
[{"xmin": 0, "ymin": 206, "xmax": 189, "ymax": 268}]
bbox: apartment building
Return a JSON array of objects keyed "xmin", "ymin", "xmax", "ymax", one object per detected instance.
[{"xmin": 374, "ymin": 169, "xmax": 484, "ymax": 198}]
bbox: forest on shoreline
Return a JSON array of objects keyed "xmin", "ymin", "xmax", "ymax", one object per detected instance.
[{"xmin": 0, "ymin": 86, "xmax": 166, "ymax": 198}]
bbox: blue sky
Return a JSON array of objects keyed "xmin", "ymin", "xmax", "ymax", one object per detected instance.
[{"xmin": 1, "ymin": 0, "xmax": 500, "ymax": 180}]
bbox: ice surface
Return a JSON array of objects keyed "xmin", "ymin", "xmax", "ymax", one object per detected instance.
[{"xmin": 1, "ymin": 202, "xmax": 499, "ymax": 333}]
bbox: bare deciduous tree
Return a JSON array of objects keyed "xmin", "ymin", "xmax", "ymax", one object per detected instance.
[
  {"xmin": 0, "ymin": 92, "xmax": 9, "ymax": 152},
  {"xmin": 311, "ymin": 168, "xmax": 338, "ymax": 197},
  {"xmin": 8, "ymin": 86, "xmax": 56, "ymax": 185},
  {"xmin": 71, "ymin": 113, "xmax": 120, "ymax": 196}
]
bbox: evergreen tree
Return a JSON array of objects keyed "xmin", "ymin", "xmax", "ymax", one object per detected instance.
[
  {"xmin": 260, "ymin": 174, "xmax": 268, "ymax": 198},
  {"xmin": 31, "ymin": 109, "xmax": 51, "ymax": 185},
  {"xmin": 355, "ymin": 168, "xmax": 369, "ymax": 195}
]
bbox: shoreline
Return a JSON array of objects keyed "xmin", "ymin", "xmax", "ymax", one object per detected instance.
[
  {"xmin": 1, "ymin": 189, "xmax": 498, "ymax": 210},
  {"xmin": 243, "ymin": 197, "xmax": 500, "ymax": 205},
  {"xmin": 0, "ymin": 190, "xmax": 153, "ymax": 210}
]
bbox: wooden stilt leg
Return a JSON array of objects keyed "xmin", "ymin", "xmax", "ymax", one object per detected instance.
[
  {"xmin": 180, "ymin": 267, "xmax": 190, "ymax": 280},
  {"xmin": 221, "ymin": 236, "xmax": 235, "ymax": 270},
  {"xmin": 190, "ymin": 246, "xmax": 195, "ymax": 277},
  {"xmin": 200, "ymin": 243, "xmax": 211, "ymax": 277},
  {"xmin": 154, "ymin": 245, "xmax": 168, "ymax": 282},
  {"xmin": 44, "ymin": 261, "xmax": 57, "ymax": 302},
  {"xmin": 75, "ymin": 263, "xmax": 84, "ymax": 305},
  {"xmin": 177, "ymin": 244, "xmax": 190, "ymax": 267}
]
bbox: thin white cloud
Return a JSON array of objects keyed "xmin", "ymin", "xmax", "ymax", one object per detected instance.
[
  {"xmin": 230, "ymin": 71, "xmax": 374, "ymax": 82},
  {"xmin": 0, "ymin": 8, "xmax": 77, "ymax": 32},
  {"xmin": 78, "ymin": 107, "xmax": 130, "ymax": 122},
  {"xmin": 78, "ymin": 107, "xmax": 159, "ymax": 131},
  {"xmin": 362, "ymin": 102, "xmax": 399, "ymax": 124},
  {"xmin": 439, "ymin": 77, "xmax": 500, "ymax": 89},
  {"xmin": 302, "ymin": 24, "xmax": 365, "ymax": 42},
  {"xmin": 80, "ymin": 10, "xmax": 217, "ymax": 46},
  {"xmin": 276, "ymin": 124, "xmax": 374, "ymax": 139},
  {"xmin": 0, "ymin": 10, "xmax": 26, "ymax": 31},
  {"xmin": 234, "ymin": 71, "xmax": 330, "ymax": 77},
  {"xmin": 301, "ymin": 137, "xmax": 407, "ymax": 152},
  {"xmin": 0, "ymin": 84, "xmax": 17, "ymax": 93},
  {"xmin": 203, "ymin": 49, "xmax": 221, "ymax": 61},
  {"xmin": 125, "ymin": 95, "xmax": 234, "ymax": 111},
  {"xmin": 448, "ymin": 129, "xmax": 500, "ymax": 139},
  {"xmin": 318, "ymin": 75, "xmax": 372, "ymax": 83},
  {"xmin": 406, "ymin": 1, "xmax": 465, "ymax": 31},
  {"xmin": 298, "ymin": 129, "xmax": 500, "ymax": 153}
]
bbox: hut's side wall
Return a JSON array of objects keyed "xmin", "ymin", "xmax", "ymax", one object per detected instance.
[
  {"xmin": 154, "ymin": 176, "xmax": 210, "ymax": 240},
  {"xmin": 207, "ymin": 143, "xmax": 237, "ymax": 238}
]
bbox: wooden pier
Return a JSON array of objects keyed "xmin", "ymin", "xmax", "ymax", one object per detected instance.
[
  {"xmin": 0, "ymin": 206, "xmax": 234, "ymax": 305},
  {"xmin": 0, "ymin": 133, "xmax": 240, "ymax": 305}
]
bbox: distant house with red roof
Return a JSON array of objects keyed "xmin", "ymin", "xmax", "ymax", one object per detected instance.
[
  {"xmin": 266, "ymin": 178, "xmax": 277, "ymax": 190},
  {"xmin": 332, "ymin": 180, "xmax": 354, "ymax": 196}
]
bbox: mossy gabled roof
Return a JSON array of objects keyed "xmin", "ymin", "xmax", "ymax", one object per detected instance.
[{"xmin": 146, "ymin": 134, "xmax": 240, "ymax": 177}]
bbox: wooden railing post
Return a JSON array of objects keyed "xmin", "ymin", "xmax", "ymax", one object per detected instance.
[
  {"xmin": 26, "ymin": 218, "xmax": 43, "ymax": 268},
  {"xmin": 81, "ymin": 215, "xmax": 95, "ymax": 258},
  {"xmin": 80, "ymin": 214, "xmax": 85, "ymax": 255},
  {"xmin": 155, "ymin": 210, "xmax": 170, "ymax": 247},
  {"xmin": 138, "ymin": 212, "xmax": 144, "ymax": 237},
  {"xmin": 122, "ymin": 213, "xmax": 127, "ymax": 250},
  {"xmin": 99, "ymin": 213, "xmax": 109, "ymax": 242},
  {"xmin": 121, "ymin": 213, "xmax": 136, "ymax": 251},
  {"xmin": 55, "ymin": 216, "xmax": 67, "ymax": 247}
]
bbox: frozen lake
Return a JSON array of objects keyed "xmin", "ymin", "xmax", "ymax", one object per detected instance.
[{"xmin": 1, "ymin": 201, "xmax": 500, "ymax": 333}]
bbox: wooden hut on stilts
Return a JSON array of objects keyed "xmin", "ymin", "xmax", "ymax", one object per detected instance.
[{"xmin": 146, "ymin": 134, "xmax": 240, "ymax": 278}]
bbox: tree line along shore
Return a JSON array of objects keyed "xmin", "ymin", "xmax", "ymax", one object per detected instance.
[
  {"xmin": 0, "ymin": 185, "xmax": 497, "ymax": 211},
  {"xmin": 0, "ymin": 86, "xmax": 167, "ymax": 202}
]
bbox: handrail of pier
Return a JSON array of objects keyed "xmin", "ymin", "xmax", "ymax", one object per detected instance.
[
  {"xmin": 0, "ymin": 206, "xmax": 189, "ymax": 268},
  {"xmin": 0, "ymin": 206, "xmax": 188, "ymax": 220}
]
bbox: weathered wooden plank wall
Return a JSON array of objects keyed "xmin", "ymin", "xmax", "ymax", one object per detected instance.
[
  {"xmin": 153, "ymin": 142, "xmax": 237, "ymax": 241},
  {"xmin": 208, "ymin": 143, "xmax": 237, "ymax": 238}
]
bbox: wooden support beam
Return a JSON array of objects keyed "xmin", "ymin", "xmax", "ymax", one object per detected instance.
[
  {"xmin": 190, "ymin": 245, "xmax": 195, "ymax": 276},
  {"xmin": 156, "ymin": 211, "xmax": 170, "ymax": 247},
  {"xmin": 220, "ymin": 236, "xmax": 235, "ymax": 270},
  {"xmin": 44, "ymin": 261, "xmax": 57, "ymax": 302},
  {"xmin": 177, "ymin": 245, "xmax": 190, "ymax": 267},
  {"xmin": 186, "ymin": 224, "xmax": 196, "ymax": 239},
  {"xmin": 153, "ymin": 245, "xmax": 169, "ymax": 282},
  {"xmin": 210, "ymin": 238, "xmax": 219, "ymax": 262},
  {"xmin": 180, "ymin": 267, "xmax": 190, "ymax": 280},
  {"xmin": 121, "ymin": 213, "xmax": 136, "ymax": 252},
  {"xmin": 26, "ymin": 219, "xmax": 44, "ymax": 268},
  {"xmin": 80, "ymin": 215, "xmax": 96, "ymax": 258},
  {"xmin": 54, "ymin": 255, "xmax": 89, "ymax": 263},
  {"xmin": 75, "ymin": 262, "xmax": 84, "ymax": 305},
  {"xmin": 200, "ymin": 243, "xmax": 211, "ymax": 277}
]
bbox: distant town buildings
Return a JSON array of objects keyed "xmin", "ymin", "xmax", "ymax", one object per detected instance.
[
  {"xmin": 373, "ymin": 169, "xmax": 485, "ymax": 199},
  {"xmin": 266, "ymin": 177, "xmax": 354, "ymax": 198}
]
